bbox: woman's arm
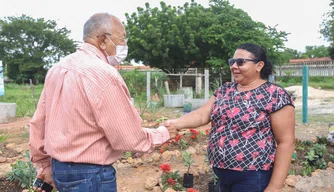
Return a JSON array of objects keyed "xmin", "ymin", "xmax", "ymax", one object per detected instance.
[
  {"xmin": 165, "ymin": 96, "xmax": 215, "ymax": 130},
  {"xmin": 265, "ymin": 105, "xmax": 295, "ymax": 192}
]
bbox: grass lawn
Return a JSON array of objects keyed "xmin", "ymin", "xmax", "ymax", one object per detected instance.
[{"xmin": 0, "ymin": 84, "xmax": 43, "ymax": 117}]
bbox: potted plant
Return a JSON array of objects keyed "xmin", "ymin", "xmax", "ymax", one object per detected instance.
[
  {"xmin": 181, "ymin": 151, "xmax": 195, "ymax": 188},
  {"xmin": 160, "ymin": 163, "xmax": 185, "ymax": 191},
  {"xmin": 208, "ymin": 172, "xmax": 219, "ymax": 192},
  {"xmin": 204, "ymin": 154, "xmax": 220, "ymax": 192}
]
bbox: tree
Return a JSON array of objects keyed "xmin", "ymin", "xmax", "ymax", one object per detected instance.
[
  {"xmin": 320, "ymin": 0, "xmax": 334, "ymax": 58},
  {"xmin": 283, "ymin": 48, "xmax": 300, "ymax": 60},
  {"xmin": 0, "ymin": 15, "xmax": 77, "ymax": 83},
  {"xmin": 125, "ymin": 1, "xmax": 208, "ymax": 74},
  {"xmin": 281, "ymin": 46, "xmax": 329, "ymax": 62},
  {"xmin": 304, "ymin": 45, "xmax": 329, "ymax": 58},
  {"xmin": 125, "ymin": 0, "xmax": 289, "ymax": 74}
]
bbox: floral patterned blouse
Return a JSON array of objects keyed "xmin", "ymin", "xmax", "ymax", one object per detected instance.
[{"xmin": 208, "ymin": 82, "xmax": 294, "ymax": 171}]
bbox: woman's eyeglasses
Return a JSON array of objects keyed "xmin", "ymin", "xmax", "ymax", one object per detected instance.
[{"xmin": 227, "ymin": 58, "xmax": 259, "ymax": 67}]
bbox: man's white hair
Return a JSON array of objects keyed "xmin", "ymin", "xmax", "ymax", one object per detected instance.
[{"xmin": 83, "ymin": 13, "xmax": 114, "ymax": 41}]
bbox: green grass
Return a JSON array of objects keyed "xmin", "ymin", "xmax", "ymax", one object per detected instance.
[
  {"xmin": 0, "ymin": 84, "xmax": 43, "ymax": 117},
  {"xmin": 277, "ymin": 77, "xmax": 334, "ymax": 90},
  {"xmin": 295, "ymin": 109, "xmax": 334, "ymax": 124}
]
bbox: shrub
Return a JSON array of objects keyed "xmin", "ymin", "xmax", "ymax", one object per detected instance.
[{"xmin": 6, "ymin": 151, "xmax": 36, "ymax": 189}]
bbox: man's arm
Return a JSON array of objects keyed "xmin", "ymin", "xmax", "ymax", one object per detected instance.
[
  {"xmin": 29, "ymin": 88, "xmax": 54, "ymax": 187},
  {"xmin": 92, "ymin": 77, "xmax": 175, "ymax": 153}
]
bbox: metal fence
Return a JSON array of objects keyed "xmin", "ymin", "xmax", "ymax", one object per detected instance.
[{"xmin": 276, "ymin": 61, "xmax": 334, "ymax": 77}]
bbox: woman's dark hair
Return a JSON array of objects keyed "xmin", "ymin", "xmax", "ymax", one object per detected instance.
[{"xmin": 237, "ymin": 43, "xmax": 272, "ymax": 80}]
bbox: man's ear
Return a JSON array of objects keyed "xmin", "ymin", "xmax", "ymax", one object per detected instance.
[
  {"xmin": 98, "ymin": 35, "xmax": 108, "ymax": 50},
  {"xmin": 256, "ymin": 61, "xmax": 265, "ymax": 72}
]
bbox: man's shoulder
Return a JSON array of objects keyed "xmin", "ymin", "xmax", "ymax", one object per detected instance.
[{"xmin": 63, "ymin": 51, "xmax": 118, "ymax": 77}]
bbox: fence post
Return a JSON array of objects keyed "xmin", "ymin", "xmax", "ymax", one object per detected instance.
[
  {"xmin": 180, "ymin": 74, "xmax": 183, "ymax": 88},
  {"xmin": 196, "ymin": 73, "xmax": 202, "ymax": 95},
  {"xmin": 302, "ymin": 66, "xmax": 308, "ymax": 124},
  {"xmin": 147, "ymin": 72, "xmax": 151, "ymax": 107},
  {"xmin": 205, "ymin": 69, "xmax": 209, "ymax": 100}
]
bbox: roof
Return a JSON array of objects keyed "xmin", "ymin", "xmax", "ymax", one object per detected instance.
[{"xmin": 289, "ymin": 57, "xmax": 332, "ymax": 64}]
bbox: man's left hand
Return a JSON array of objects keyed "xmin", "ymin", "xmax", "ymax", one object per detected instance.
[{"xmin": 34, "ymin": 166, "xmax": 55, "ymax": 192}]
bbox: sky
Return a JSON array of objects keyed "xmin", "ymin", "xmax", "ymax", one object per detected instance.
[{"xmin": 0, "ymin": 0, "xmax": 331, "ymax": 52}]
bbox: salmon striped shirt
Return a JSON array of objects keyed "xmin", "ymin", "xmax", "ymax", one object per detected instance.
[{"xmin": 29, "ymin": 43, "xmax": 170, "ymax": 170}]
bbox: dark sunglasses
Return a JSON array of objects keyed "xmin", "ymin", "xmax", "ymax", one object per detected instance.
[{"xmin": 227, "ymin": 58, "xmax": 259, "ymax": 67}]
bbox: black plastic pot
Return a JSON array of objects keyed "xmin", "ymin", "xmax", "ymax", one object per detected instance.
[
  {"xmin": 183, "ymin": 173, "xmax": 194, "ymax": 188},
  {"xmin": 208, "ymin": 181, "xmax": 220, "ymax": 192}
]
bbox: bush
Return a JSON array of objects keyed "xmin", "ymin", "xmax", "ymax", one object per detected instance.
[{"xmin": 6, "ymin": 151, "xmax": 36, "ymax": 189}]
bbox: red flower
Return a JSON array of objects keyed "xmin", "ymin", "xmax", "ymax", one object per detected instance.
[
  {"xmin": 187, "ymin": 188, "xmax": 198, "ymax": 192},
  {"xmin": 205, "ymin": 128, "xmax": 211, "ymax": 135},
  {"xmin": 160, "ymin": 142, "xmax": 169, "ymax": 153},
  {"xmin": 167, "ymin": 178, "xmax": 177, "ymax": 185},
  {"xmin": 175, "ymin": 134, "xmax": 181, "ymax": 142},
  {"xmin": 190, "ymin": 129, "xmax": 199, "ymax": 139},
  {"xmin": 190, "ymin": 129, "xmax": 199, "ymax": 135},
  {"xmin": 160, "ymin": 163, "xmax": 171, "ymax": 172}
]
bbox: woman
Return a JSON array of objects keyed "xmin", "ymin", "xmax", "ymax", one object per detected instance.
[{"xmin": 165, "ymin": 43, "xmax": 295, "ymax": 192}]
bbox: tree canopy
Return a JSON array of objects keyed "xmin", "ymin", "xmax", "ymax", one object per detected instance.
[
  {"xmin": 0, "ymin": 15, "xmax": 77, "ymax": 83},
  {"xmin": 320, "ymin": 0, "xmax": 334, "ymax": 58},
  {"xmin": 283, "ymin": 46, "xmax": 329, "ymax": 60},
  {"xmin": 125, "ymin": 0, "xmax": 289, "ymax": 74}
]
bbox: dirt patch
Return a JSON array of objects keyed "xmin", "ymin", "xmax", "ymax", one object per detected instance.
[
  {"xmin": 0, "ymin": 178, "xmax": 23, "ymax": 192},
  {"xmin": 0, "ymin": 117, "xmax": 30, "ymax": 131},
  {"xmin": 0, "ymin": 144, "xmax": 19, "ymax": 158},
  {"xmin": 285, "ymin": 86, "xmax": 334, "ymax": 99},
  {"xmin": 194, "ymin": 173, "xmax": 217, "ymax": 192}
]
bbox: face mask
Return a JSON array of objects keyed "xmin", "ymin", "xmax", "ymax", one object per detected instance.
[{"xmin": 105, "ymin": 36, "xmax": 128, "ymax": 66}]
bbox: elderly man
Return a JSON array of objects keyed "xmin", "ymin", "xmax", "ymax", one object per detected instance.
[{"xmin": 29, "ymin": 13, "xmax": 176, "ymax": 192}]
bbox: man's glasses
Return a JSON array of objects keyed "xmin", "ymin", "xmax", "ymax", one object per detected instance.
[
  {"xmin": 227, "ymin": 58, "xmax": 259, "ymax": 67},
  {"xmin": 96, "ymin": 33, "xmax": 127, "ymax": 44}
]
